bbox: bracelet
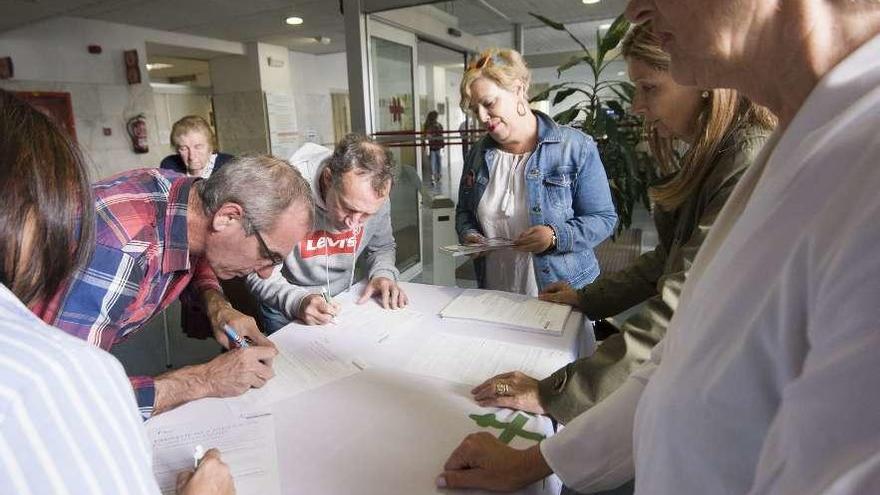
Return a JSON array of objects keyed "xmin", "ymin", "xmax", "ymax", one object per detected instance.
[{"xmin": 545, "ymin": 224, "xmax": 557, "ymax": 252}]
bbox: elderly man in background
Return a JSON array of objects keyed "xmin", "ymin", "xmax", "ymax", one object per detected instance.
[
  {"xmin": 248, "ymin": 133, "xmax": 407, "ymax": 331},
  {"xmin": 37, "ymin": 155, "xmax": 314, "ymax": 419},
  {"xmin": 160, "ymin": 115, "xmax": 233, "ymax": 178}
]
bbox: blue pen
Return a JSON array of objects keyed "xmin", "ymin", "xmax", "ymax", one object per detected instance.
[{"xmin": 223, "ymin": 324, "xmax": 250, "ymax": 349}]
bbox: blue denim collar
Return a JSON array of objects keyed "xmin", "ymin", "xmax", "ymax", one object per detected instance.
[{"xmin": 482, "ymin": 110, "xmax": 562, "ymax": 153}]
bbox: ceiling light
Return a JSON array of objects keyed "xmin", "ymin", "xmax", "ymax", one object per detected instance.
[
  {"xmin": 285, "ymin": 16, "xmax": 304, "ymax": 25},
  {"xmin": 582, "ymin": 0, "xmax": 601, "ymax": 4},
  {"xmin": 600, "ymin": 23, "xmax": 612, "ymax": 30},
  {"xmin": 146, "ymin": 63, "xmax": 173, "ymax": 71},
  {"xmin": 617, "ymin": 71, "xmax": 626, "ymax": 76}
]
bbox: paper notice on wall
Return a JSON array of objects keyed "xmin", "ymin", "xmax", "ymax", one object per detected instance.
[{"xmin": 265, "ymin": 92, "xmax": 298, "ymax": 159}]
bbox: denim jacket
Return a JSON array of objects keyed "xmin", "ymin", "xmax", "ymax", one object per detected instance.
[{"xmin": 456, "ymin": 111, "xmax": 618, "ymax": 290}]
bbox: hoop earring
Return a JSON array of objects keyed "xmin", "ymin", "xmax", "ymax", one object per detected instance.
[{"xmin": 516, "ymin": 100, "xmax": 528, "ymax": 116}]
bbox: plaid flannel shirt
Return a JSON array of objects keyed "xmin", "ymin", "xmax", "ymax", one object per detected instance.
[{"xmin": 35, "ymin": 169, "xmax": 221, "ymax": 419}]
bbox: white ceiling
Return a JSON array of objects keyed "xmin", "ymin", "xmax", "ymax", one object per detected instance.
[{"xmin": 1, "ymin": 0, "xmax": 627, "ymax": 57}]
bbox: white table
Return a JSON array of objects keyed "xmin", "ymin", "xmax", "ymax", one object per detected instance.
[{"xmin": 148, "ymin": 282, "xmax": 592, "ymax": 495}]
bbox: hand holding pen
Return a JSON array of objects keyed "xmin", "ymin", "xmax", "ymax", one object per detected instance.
[{"xmin": 297, "ymin": 291, "xmax": 341, "ymax": 326}]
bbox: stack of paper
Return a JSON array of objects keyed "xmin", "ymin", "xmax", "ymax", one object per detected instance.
[
  {"xmin": 439, "ymin": 289, "xmax": 571, "ymax": 335},
  {"xmin": 440, "ymin": 238, "xmax": 515, "ymax": 257}
]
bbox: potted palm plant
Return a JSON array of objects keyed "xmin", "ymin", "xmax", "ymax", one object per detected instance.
[{"xmin": 529, "ymin": 13, "xmax": 655, "ymax": 232}]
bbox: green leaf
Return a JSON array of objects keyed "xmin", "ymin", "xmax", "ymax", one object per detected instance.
[
  {"xmin": 529, "ymin": 12, "xmax": 565, "ymax": 31},
  {"xmin": 557, "ymin": 54, "xmax": 594, "ymax": 76},
  {"xmin": 554, "ymin": 106, "xmax": 581, "ymax": 125},
  {"xmin": 529, "ymin": 82, "xmax": 570, "ymax": 102},
  {"xmin": 552, "ymin": 87, "xmax": 579, "ymax": 105},
  {"xmin": 599, "ymin": 15, "xmax": 631, "ymax": 56}
]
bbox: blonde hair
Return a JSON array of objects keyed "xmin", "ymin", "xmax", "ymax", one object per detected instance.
[
  {"xmin": 621, "ymin": 24, "xmax": 777, "ymax": 210},
  {"xmin": 460, "ymin": 48, "xmax": 531, "ymax": 112},
  {"xmin": 170, "ymin": 115, "xmax": 217, "ymax": 151}
]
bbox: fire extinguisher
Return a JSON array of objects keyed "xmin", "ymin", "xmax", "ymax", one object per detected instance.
[{"xmin": 126, "ymin": 113, "xmax": 149, "ymax": 154}]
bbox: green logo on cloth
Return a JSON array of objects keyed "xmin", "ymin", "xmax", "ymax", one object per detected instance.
[{"xmin": 468, "ymin": 413, "xmax": 546, "ymax": 444}]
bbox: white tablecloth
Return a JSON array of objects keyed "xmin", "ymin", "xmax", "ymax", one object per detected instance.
[{"xmin": 147, "ymin": 282, "xmax": 592, "ymax": 494}]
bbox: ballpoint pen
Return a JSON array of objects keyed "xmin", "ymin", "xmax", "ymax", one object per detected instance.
[
  {"xmin": 223, "ymin": 323, "xmax": 250, "ymax": 349},
  {"xmin": 322, "ymin": 289, "xmax": 338, "ymax": 325},
  {"xmin": 193, "ymin": 444, "xmax": 205, "ymax": 469}
]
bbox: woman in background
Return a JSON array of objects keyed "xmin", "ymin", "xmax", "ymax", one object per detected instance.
[
  {"xmin": 423, "ymin": 110, "xmax": 445, "ymax": 188},
  {"xmin": 455, "ymin": 48, "xmax": 617, "ymax": 296},
  {"xmin": 160, "ymin": 115, "xmax": 232, "ymax": 178}
]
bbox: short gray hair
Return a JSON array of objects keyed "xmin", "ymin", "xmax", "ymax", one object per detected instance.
[
  {"xmin": 196, "ymin": 154, "xmax": 314, "ymax": 234},
  {"xmin": 326, "ymin": 133, "xmax": 395, "ymax": 195}
]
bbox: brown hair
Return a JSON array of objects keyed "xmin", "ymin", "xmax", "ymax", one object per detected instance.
[
  {"xmin": 622, "ymin": 24, "xmax": 777, "ymax": 210},
  {"xmin": 196, "ymin": 153, "xmax": 314, "ymax": 235},
  {"xmin": 0, "ymin": 89, "xmax": 95, "ymax": 305},
  {"xmin": 460, "ymin": 48, "xmax": 531, "ymax": 112},
  {"xmin": 325, "ymin": 133, "xmax": 395, "ymax": 195},
  {"xmin": 170, "ymin": 115, "xmax": 217, "ymax": 151}
]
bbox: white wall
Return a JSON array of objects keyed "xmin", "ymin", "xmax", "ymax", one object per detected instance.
[
  {"xmin": 289, "ymin": 51, "xmax": 348, "ymax": 147},
  {"xmin": 0, "ymin": 16, "xmax": 243, "ymax": 179}
]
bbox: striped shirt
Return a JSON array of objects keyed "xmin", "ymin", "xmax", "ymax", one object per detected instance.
[
  {"xmin": 34, "ymin": 169, "xmax": 221, "ymax": 419},
  {"xmin": 0, "ymin": 284, "xmax": 161, "ymax": 494}
]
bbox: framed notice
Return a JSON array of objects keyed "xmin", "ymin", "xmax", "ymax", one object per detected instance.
[{"xmin": 16, "ymin": 91, "xmax": 77, "ymax": 142}]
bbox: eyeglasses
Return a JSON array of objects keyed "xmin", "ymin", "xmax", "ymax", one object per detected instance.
[{"xmin": 253, "ymin": 228, "xmax": 285, "ymax": 266}]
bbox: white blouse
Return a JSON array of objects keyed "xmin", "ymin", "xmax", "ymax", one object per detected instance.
[{"xmin": 476, "ymin": 150, "xmax": 537, "ymax": 296}]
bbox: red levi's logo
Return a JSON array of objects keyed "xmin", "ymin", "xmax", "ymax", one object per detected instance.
[{"xmin": 299, "ymin": 229, "xmax": 363, "ymax": 259}]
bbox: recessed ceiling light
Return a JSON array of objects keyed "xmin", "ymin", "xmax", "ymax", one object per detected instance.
[
  {"xmin": 582, "ymin": 0, "xmax": 601, "ymax": 4},
  {"xmin": 285, "ymin": 16, "xmax": 304, "ymax": 25},
  {"xmin": 146, "ymin": 63, "xmax": 174, "ymax": 71},
  {"xmin": 617, "ymin": 71, "xmax": 626, "ymax": 76},
  {"xmin": 600, "ymin": 23, "xmax": 612, "ymax": 30}
]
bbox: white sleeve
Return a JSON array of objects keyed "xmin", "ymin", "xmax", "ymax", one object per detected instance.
[
  {"xmin": 246, "ymin": 263, "xmax": 311, "ymax": 321},
  {"xmin": 746, "ymin": 200, "xmax": 880, "ymax": 495},
  {"xmin": 541, "ymin": 340, "xmax": 662, "ymax": 493},
  {"xmin": 0, "ymin": 343, "xmax": 160, "ymax": 494}
]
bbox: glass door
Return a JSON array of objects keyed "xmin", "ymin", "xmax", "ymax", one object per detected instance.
[{"xmin": 366, "ymin": 20, "xmax": 422, "ymax": 280}]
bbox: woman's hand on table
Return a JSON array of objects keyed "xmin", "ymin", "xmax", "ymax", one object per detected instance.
[
  {"xmin": 539, "ymin": 281, "xmax": 579, "ymax": 308},
  {"xmin": 471, "ymin": 371, "xmax": 546, "ymax": 415},
  {"xmin": 436, "ymin": 434, "xmax": 552, "ymax": 491}
]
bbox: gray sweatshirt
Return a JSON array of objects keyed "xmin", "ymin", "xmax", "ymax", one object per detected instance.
[{"xmin": 246, "ymin": 143, "xmax": 399, "ymax": 320}]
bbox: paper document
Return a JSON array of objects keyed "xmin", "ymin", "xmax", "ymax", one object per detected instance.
[
  {"xmin": 406, "ymin": 332, "xmax": 571, "ymax": 386},
  {"xmin": 441, "ymin": 238, "xmax": 515, "ymax": 257},
  {"xmin": 334, "ymin": 301, "xmax": 423, "ymax": 344},
  {"xmin": 231, "ymin": 339, "xmax": 361, "ymax": 412},
  {"xmin": 439, "ymin": 289, "xmax": 571, "ymax": 335},
  {"xmin": 149, "ymin": 412, "xmax": 279, "ymax": 495}
]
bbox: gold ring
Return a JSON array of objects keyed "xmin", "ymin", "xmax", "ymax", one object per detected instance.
[{"xmin": 494, "ymin": 382, "xmax": 512, "ymax": 396}]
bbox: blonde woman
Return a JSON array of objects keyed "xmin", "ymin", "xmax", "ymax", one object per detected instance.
[
  {"xmin": 455, "ymin": 49, "xmax": 618, "ymax": 296},
  {"xmin": 437, "ymin": 24, "xmax": 775, "ymax": 491},
  {"xmin": 160, "ymin": 115, "xmax": 233, "ymax": 178}
]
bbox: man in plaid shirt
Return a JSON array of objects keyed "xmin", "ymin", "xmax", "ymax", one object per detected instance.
[{"xmin": 36, "ymin": 155, "xmax": 314, "ymax": 419}]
